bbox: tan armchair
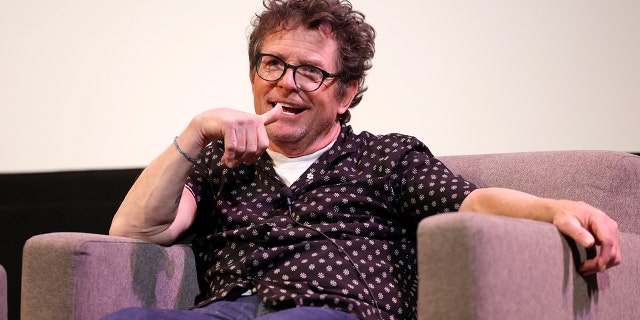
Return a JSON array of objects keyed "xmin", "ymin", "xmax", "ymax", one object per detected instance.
[{"xmin": 22, "ymin": 150, "xmax": 640, "ymax": 320}]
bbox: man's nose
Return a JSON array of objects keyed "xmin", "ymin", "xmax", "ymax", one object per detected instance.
[{"xmin": 277, "ymin": 67, "xmax": 298, "ymax": 90}]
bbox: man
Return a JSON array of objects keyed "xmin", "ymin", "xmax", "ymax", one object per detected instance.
[{"xmin": 106, "ymin": 0, "xmax": 621, "ymax": 319}]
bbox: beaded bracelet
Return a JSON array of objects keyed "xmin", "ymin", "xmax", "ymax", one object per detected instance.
[{"xmin": 173, "ymin": 136, "xmax": 200, "ymax": 164}]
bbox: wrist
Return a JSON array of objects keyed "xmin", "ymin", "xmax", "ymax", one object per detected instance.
[
  {"xmin": 173, "ymin": 120, "xmax": 208, "ymax": 165},
  {"xmin": 173, "ymin": 136, "xmax": 200, "ymax": 164}
]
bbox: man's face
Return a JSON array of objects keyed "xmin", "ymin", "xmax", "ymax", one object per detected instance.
[{"xmin": 251, "ymin": 25, "xmax": 355, "ymax": 157}]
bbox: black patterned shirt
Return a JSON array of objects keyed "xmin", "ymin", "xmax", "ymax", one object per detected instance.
[{"xmin": 185, "ymin": 124, "xmax": 477, "ymax": 320}]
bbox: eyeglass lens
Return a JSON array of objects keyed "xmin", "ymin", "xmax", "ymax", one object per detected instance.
[{"xmin": 256, "ymin": 54, "xmax": 328, "ymax": 92}]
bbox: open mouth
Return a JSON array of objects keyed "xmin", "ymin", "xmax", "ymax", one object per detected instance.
[{"xmin": 274, "ymin": 103, "xmax": 305, "ymax": 116}]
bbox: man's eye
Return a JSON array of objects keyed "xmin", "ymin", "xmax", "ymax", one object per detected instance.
[
  {"xmin": 264, "ymin": 58, "xmax": 283, "ymax": 67},
  {"xmin": 298, "ymin": 65, "xmax": 322, "ymax": 76}
]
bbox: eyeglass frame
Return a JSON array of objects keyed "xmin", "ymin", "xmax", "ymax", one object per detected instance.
[{"xmin": 254, "ymin": 53, "xmax": 341, "ymax": 92}]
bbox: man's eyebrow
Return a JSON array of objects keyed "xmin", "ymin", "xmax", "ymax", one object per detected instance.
[
  {"xmin": 266, "ymin": 52, "xmax": 330, "ymax": 69},
  {"xmin": 299, "ymin": 56, "xmax": 324, "ymax": 66},
  {"xmin": 300, "ymin": 58, "xmax": 338, "ymax": 73}
]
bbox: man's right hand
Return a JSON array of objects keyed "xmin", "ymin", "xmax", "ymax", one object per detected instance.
[{"xmin": 189, "ymin": 105, "xmax": 283, "ymax": 168}]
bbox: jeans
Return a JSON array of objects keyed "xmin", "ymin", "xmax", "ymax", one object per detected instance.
[{"xmin": 100, "ymin": 295, "xmax": 361, "ymax": 320}]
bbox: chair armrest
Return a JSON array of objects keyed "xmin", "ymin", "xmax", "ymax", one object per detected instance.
[
  {"xmin": 21, "ymin": 232, "xmax": 199, "ymax": 320},
  {"xmin": 417, "ymin": 213, "xmax": 640, "ymax": 320},
  {"xmin": 0, "ymin": 264, "xmax": 6, "ymax": 320}
]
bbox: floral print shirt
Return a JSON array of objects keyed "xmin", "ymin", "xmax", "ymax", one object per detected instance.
[{"xmin": 186, "ymin": 124, "xmax": 477, "ymax": 320}]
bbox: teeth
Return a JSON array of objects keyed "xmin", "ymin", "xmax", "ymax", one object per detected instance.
[
  {"xmin": 275, "ymin": 103, "xmax": 298, "ymax": 115},
  {"xmin": 275, "ymin": 103, "xmax": 293, "ymax": 109}
]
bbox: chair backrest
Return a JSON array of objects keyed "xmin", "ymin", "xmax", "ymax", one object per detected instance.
[{"xmin": 439, "ymin": 150, "xmax": 640, "ymax": 235}]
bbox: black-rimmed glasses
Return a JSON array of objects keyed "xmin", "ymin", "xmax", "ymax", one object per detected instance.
[{"xmin": 254, "ymin": 53, "xmax": 340, "ymax": 92}]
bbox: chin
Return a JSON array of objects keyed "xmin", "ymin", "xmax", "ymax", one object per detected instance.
[{"xmin": 267, "ymin": 125, "xmax": 306, "ymax": 143}]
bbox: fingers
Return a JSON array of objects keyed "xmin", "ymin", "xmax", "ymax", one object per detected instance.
[
  {"xmin": 575, "ymin": 213, "xmax": 622, "ymax": 275},
  {"xmin": 555, "ymin": 214, "xmax": 596, "ymax": 249},
  {"xmin": 222, "ymin": 124, "xmax": 254, "ymax": 168},
  {"xmin": 221, "ymin": 107, "xmax": 281, "ymax": 168},
  {"xmin": 261, "ymin": 103, "xmax": 284, "ymax": 125},
  {"xmin": 579, "ymin": 241, "xmax": 622, "ymax": 275},
  {"xmin": 220, "ymin": 125, "xmax": 239, "ymax": 167},
  {"xmin": 554, "ymin": 204, "xmax": 622, "ymax": 275},
  {"xmin": 583, "ymin": 235, "xmax": 621, "ymax": 275}
]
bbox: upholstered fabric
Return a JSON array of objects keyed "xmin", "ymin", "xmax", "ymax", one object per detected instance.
[
  {"xmin": 21, "ymin": 233, "xmax": 199, "ymax": 320},
  {"xmin": 20, "ymin": 150, "xmax": 640, "ymax": 320},
  {"xmin": 417, "ymin": 213, "xmax": 640, "ymax": 319},
  {"xmin": 439, "ymin": 150, "xmax": 640, "ymax": 235},
  {"xmin": 0, "ymin": 264, "xmax": 7, "ymax": 320},
  {"xmin": 418, "ymin": 150, "xmax": 640, "ymax": 319}
]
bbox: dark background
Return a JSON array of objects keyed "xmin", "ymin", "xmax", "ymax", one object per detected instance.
[{"xmin": 0, "ymin": 168, "xmax": 142, "ymax": 320}]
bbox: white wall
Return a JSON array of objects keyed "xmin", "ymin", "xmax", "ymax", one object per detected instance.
[{"xmin": 1, "ymin": 0, "xmax": 639, "ymax": 173}]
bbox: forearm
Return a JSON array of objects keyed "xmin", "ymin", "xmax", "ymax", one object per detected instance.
[
  {"xmin": 109, "ymin": 131, "xmax": 203, "ymax": 243},
  {"xmin": 459, "ymin": 187, "xmax": 558, "ymax": 223},
  {"xmin": 109, "ymin": 107, "xmax": 279, "ymax": 243},
  {"xmin": 459, "ymin": 187, "xmax": 621, "ymax": 274}
]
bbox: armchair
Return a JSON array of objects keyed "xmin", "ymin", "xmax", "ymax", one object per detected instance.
[
  {"xmin": 1, "ymin": 264, "xmax": 7, "ymax": 320},
  {"xmin": 22, "ymin": 150, "xmax": 640, "ymax": 320}
]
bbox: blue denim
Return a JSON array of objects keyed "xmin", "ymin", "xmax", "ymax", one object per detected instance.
[{"xmin": 100, "ymin": 295, "xmax": 360, "ymax": 320}]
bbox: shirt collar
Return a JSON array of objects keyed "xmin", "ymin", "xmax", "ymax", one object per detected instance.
[{"xmin": 255, "ymin": 123, "xmax": 356, "ymax": 179}]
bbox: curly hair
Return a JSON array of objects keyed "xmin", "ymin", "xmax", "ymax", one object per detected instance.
[{"xmin": 248, "ymin": 0, "xmax": 376, "ymax": 122}]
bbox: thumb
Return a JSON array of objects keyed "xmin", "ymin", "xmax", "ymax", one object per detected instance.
[
  {"xmin": 561, "ymin": 218, "xmax": 596, "ymax": 248},
  {"xmin": 575, "ymin": 229, "xmax": 596, "ymax": 248},
  {"xmin": 261, "ymin": 104, "xmax": 283, "ymax": 125}
]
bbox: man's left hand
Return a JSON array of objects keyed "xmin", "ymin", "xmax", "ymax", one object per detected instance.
[{"xmin": 551, "ymin": 200, "xmax": 622, "ymax": 275}]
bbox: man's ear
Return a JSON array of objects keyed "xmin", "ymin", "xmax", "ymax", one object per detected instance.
[
  {"xmin": 249, "ymin": 69, "xmax": 256, "ymax": 84},
  {"xmin": 250, "ymin": 69, "xmax": 256, "ymax": 96},
  {"xmin": 337, "ymin": 79, "xmax": 359, "ymax": 115}
]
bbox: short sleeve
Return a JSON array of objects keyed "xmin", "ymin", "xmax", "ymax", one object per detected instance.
[{"xmin": 393, "ymin": 139, "xmax": 478, "ymax": 222}]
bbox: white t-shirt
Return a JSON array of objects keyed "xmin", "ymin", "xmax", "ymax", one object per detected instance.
[{"xmin": 266, "ymin": 142, "xmax": 334, "ymax": 186}]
